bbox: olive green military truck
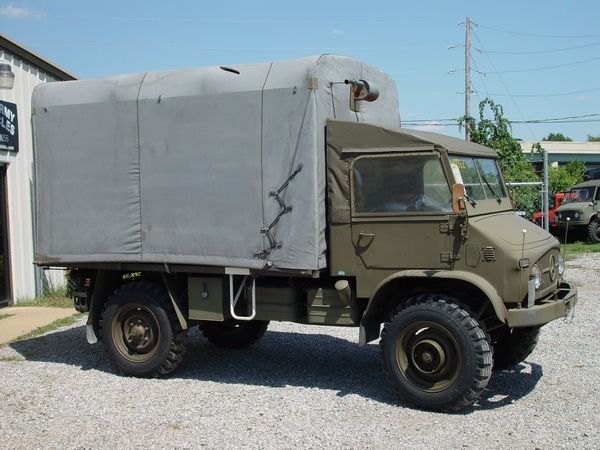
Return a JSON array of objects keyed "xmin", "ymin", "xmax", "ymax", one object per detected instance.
[
  {"xmin": 32, "ymin": 55, "xmax": 576, "ymax": 412},
  {"xmin": 554, "ymin": 180, "xmax": 600, "ymax": 242}
]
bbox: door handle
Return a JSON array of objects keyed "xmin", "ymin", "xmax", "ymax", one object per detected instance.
[{"xmin": 359, "ymin": 231, "xmax": 375, "ymax": 239}]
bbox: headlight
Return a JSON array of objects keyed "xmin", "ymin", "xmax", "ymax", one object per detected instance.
[
  {"xmin": 558, "ymin": 253, "xmax": 565, "ymax": 276},
  {"xmin": 557, "ymin": 213, "xmax": 562, "ymax": 220},
  {"xmin": 574, "ymin": 212, "xmax": 580, "ymax": 219},
  {"xmin": 531, "ymin": 264, "xmax": 542, "ymax": 290}
]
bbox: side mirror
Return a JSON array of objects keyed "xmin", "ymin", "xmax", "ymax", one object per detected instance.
[{"xmin": 452, "ymin": 183, "xmax": 467, "ymax": 216}]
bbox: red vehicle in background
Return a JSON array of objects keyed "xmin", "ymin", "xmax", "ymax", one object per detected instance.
[{"xmin": 532, "ymin": 192, "xmax": 564, "ymax": 231}]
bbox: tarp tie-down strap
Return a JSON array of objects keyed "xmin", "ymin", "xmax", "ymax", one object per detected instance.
[{"xmin": 255, "ymin": 164, "xmax": 304, "ymax": 263}]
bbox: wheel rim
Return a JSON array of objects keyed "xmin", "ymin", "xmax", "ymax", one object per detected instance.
[
  {"xmin": 395, "ymin": 321, "xmax": 461, "ymax": 393},
  {"xmin": 111, "ymin": 303, "xmax": 160, "ymax": 363}
]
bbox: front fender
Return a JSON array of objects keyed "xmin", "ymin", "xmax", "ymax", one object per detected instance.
[{"xmin": 359, "ymin": 270, "xmax": 508, "ymax": 345}]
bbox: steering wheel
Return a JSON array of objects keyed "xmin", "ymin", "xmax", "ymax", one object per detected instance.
[{"xmin": 405, "ymin": 195, "xmax": 424, "ymax": 211}]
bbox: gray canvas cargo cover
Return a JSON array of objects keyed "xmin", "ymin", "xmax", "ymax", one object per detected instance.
[{"xmin": 32, "ymin": 55, "xmax": 400, "ymax": 272}]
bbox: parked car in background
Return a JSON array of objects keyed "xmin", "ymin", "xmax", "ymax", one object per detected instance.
[
  {"xmin": 532, "ymin": 192, "xmax": 564, "ymax": 232},
  {"xmin": 554, "ymin": 180, "xmax": 600, "ymax": 242}
]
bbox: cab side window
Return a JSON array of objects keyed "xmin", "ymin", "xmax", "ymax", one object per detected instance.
[{"xmin": 352, "ymin": 154, "xmax": 451, "ymax": 214}]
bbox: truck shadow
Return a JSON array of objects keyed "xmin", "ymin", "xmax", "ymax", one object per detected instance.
[
  {"xmin": 472, "ymin": 363, "xmax": 543, "ymax": 412},
  {"xmin": 8, "ymin": 323, "xmax": 542, "ymax": 413}
]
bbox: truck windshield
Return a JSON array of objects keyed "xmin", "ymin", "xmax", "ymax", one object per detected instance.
[
  {"xmin": 352, "ymin": 153, "xmax": 452, "ymax": 214},
  {"xmin": 561, "ymin": 187, "xmax": 597, "ymax": 204},
  {"xmin": 449, "ymin": 156, "xmax": 507, "ymax": 202}
]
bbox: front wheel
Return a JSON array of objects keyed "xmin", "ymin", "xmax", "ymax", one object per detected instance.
[
  {"xmin": 101, "ymin": 281, "xmax": 187, "ymax": 377},
  {"xmin": 380, "ymin": 294, "xmax": 492, "ymax": 412},
  {"xmin": 588, "ymin": 220, "xmax": 600, "ymax": 242}
]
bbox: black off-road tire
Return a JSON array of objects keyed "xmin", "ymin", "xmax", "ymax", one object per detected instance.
[
  {"xmin": 492, "ymin": 326, "xmax": 541, "ymax": 370},
  {"xmin": 101, "ymin": 281, "xmax": 187, "ymax": 377},
  {"xmin": 200, "ymin": 319, "xmax": 269, "ymax": 348},
  {"xmin": 588, "ymin": 220, "xmax": 600, "ymax": 243},
  {"xmin": 380, "ymin": 294, "xmax": 492, "ymax": 412}
]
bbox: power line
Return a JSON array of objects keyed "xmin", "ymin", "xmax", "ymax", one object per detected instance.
[
  {"xmin": 477, "ymin": 24, "xmax": 600, "ymax": 39},
  {"xmin": 515, "ymin": 113, "xmax": 600, "ymax": 124},
  {"xmin": 471, "ymin": 28, "xmax": 536, "ymax": 139},
  {"xmin": 486, "ymin": 56, "xmax": 600, "ymax": 74},
  {"xmin": 402, "ymin": 113, "xmax": 600, "ymax": 126},
  {"xmin": 473, "ymin": 86, "xmax": 600, "ymax": 98},
  {"xmin": 484, "ymin": 41, "xmax": 600, "ymax": 55},
  {"xmin": 27, "ymin": 43, "xmax": 433, "ymax": 51},
  {"xmin": 44, "ymin": 14, "xmax": 450, "ymax": 26},
  {"xmin": 465, "ymin": 22, "xmax": 600, "ymax": 139}
]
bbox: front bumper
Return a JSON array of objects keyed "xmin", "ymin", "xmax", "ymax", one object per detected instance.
[
  {"xmin": 555, "ymin": 219, "xmax": 587, "ymax": 228},
  {"xmin": 506, "ymin": 282, "xmax": 577, "ymax": 327}
]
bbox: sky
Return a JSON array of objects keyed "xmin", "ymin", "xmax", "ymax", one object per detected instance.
[{"xmin": 2, "ymin": 0, "xmax": 600, "ymax": 142}]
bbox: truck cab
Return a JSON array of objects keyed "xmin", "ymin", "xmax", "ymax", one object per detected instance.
[{"xmin": 326, "ymin": 119, "xmax": 575, "ymax": 341}]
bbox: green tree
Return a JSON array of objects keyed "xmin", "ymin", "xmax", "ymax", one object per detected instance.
[
  {"xmin": 545, "ymin": 132, "xmax": 572, "ymax": 141},
  {"xmin": 531, "ymin": 142, "xmax": 585, "ymax": 193},
  {"xmin": 458, "ymin": 99, "xmax": 538, "ymax": 217},
  {"xmin": 587, "ymin": 134, "xmax": 600, "ymax": 142},
  {"xmin": 458, "ymin": 98, "xmax": 536, "ymax": 181},
  {"xmin": 548, "ymin": 161, "xmax": 586, "ymax": 193}
]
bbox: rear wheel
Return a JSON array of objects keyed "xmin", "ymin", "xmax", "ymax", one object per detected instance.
[
  {"xmin": 101, "ymin": 281, "xmax": 187, "ymax": 377},
  {"xmin": 200, "ymin": 319, "xmax": 269, "ymax": 348},
  {"xmin": 492, "ymin": 326, "xmax": 541, "ymax": 370},
  {"xmin": 380, "ymin": 294, "xmax": 492, "ymax": 412}
]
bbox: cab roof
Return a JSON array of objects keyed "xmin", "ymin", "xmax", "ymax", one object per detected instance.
[
  {"xmin": 568, "ymin": 179, "xmax": 600, "ymax": 189},
  {"xmin": 327, "ymin": 119, "xmax": 498, "ymax": 157}
]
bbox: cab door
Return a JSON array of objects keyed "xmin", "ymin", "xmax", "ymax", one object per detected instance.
[{"xmin": 349, "ymin": 153, "xmax": 455, "ymax": 274}]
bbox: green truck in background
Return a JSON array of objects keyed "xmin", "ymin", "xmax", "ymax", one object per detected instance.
[
  {"xmin": 32, "ymin": 55, "xmax": 577, "ymax": 412},
  {"xmin": 554, "ymin": 180, "xmax": 600, "ymax": 242}
]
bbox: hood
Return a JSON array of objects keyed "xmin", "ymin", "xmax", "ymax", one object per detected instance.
[
  {"xmin": 471, "ymin": 212, "xmax": 554, "ymax": 246},
  {"xmin": 556, "ymin": 202, "xmax": 593, "ymax": 212}
]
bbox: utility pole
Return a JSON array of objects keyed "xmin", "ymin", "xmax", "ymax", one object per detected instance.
[{"xmin": 465, "ymin": 17, "xmax": 471, "ymax": 141}]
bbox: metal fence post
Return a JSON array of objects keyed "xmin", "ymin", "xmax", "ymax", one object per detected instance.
[{"xmin": 543, "ymin": 148, "xmax": 549, "ymax": 232}]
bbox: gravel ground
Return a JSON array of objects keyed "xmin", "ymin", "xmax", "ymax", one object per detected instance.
[{"xmin": 0, "ymin": 254, "xmax": 599, "ymax": 449}]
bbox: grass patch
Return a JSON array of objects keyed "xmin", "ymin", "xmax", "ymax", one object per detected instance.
[
  {"xmin": 13, "ymin": 315, "xmax": 81, "ymax": 342},
  {"xmin": 563, "ymin": 241, "xmax": 600, "ymax": 254},
  {"xmin": 0, "ymin": 355, "xmax": 22, "ymax": 362},
  {"xmin": 14, "ymin": 295, "xmax": 72, "ymax": 309},
  {"xmin": 0, "ymin": 313, "xmax": 15, "ymax": 320},
  {"xmin": 562, "ymin": 241, "xmax": 600, "ymax": 260}
]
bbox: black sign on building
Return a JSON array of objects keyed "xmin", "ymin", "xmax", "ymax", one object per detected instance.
[{"xmin": 0, "ymin": 100, "xmax": 18, "ymax": 152}]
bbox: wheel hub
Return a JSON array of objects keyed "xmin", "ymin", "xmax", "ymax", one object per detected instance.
[
  {"xmin": 128, "ymin": 322, "xmax": 146, "ymax": 341},
  {"xmin": 397, "ymin": 323, "xmax": 461, "ymax": 392},
  {"xmin": 117, "ymin": 309, "xmax": 158, "ymax": 355},
  {"xmin": 412, "ymin": 339, "xmax": 446, "ymax": 374}
]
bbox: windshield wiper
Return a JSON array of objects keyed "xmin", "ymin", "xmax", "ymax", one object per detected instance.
[
  {"xmin": 480, "ymin": 173, "xmax": 502, "ymax": 203},
  {"xmin": 463, "ymin": 190, "xmax": 477, "ymax": 207}
]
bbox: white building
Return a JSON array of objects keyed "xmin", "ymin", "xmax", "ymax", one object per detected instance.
[
  {"xmin": 0, "ymin": 34, "xmax": 76, "ymax": 307},
  {"xmin": 520, "ymin": 140, "xmax": 600, "ymax": 170}
]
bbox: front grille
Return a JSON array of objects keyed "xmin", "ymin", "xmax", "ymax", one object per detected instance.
[{"xmin": 556, "ymin": 211, "xmax": 580, "ymax": 222}]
